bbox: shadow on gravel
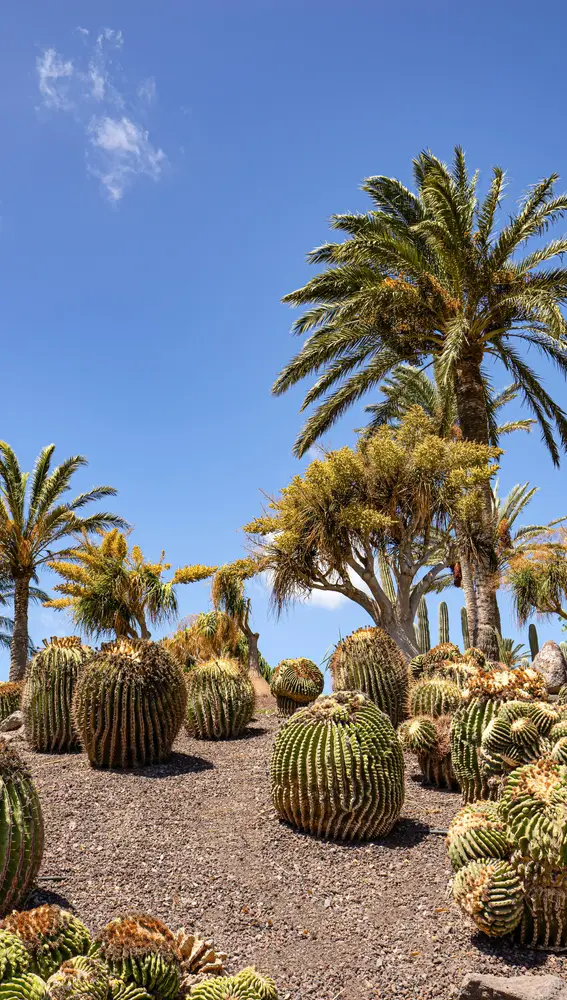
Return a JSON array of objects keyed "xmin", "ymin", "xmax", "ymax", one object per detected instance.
[
  {"xmin": 471, "ymin": 933, "xmax": 549, "ymax": 968},
  {"xmin": 127, "ymin": 752, "xmax": 215, "ymax": 779},
  {"xmin": 277, "ymin": 816, "xmax": 431, "ymax": 850},
  {"xmin": 27, "ymin": 887, "xmax": 75, "ymax": 910},
  {"xmin": 236, "ymin": 727, "xmax": 268, "ymax": 741}
]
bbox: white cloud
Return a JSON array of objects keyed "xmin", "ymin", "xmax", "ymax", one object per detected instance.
[
  {"xmin": 36, "ymin": 29, "xmax": 166, "ymax": 202},
  {"xmin": 37, "ymin": 48, "xmax": 74, "ymax": 110},
  {"xmin": 307, "ymin": 590, "xmax": 346, "ymax": 610}
]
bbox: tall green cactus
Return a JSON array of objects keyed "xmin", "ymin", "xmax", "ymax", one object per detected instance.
[
  {"xmin": 330, "ymin": 626, "xmax": 408, "ymax": 727},
  {"xmin": 2, "ymin": 906, "xmax": 91, "ymax": 979},
  {"xmin": 73, "ymin": 639, "xmax": 187, "ymax": 768},
  {"xmin": 270, "ymin": 691, "xmax": 405, "ymax": 841},
  {"xmin": 0, "ymin": 742, "xmax": 43, "ymax": 916},
  {"xmin": 399, "ymin": 715, "xmax": 458, "ymax": 789},
  {"xmin": 438, "ymin": 602, "xmax": 450, "ymax": 644},
  {"xmin": 90, "ymin": 915, "xmax": 181, "ymax": 1000},
  {"xmin": 417, "ymin": 598, "xmax": 430, "ymax": 654},
  {"xmin": 23, "ymin": 637, "xmax": 92, "ymax": 753},
  {"xmin": 185, "ymin": 658, "xmax": 255, "ymax": 739},
  {"xmin": 47, "ymin": 957, "xmax": 109, "ymax": 1000},
  {"xmin": 378, "ymin": 551, "xmax": 396, "ymax": 605},
  {"xmin": 461, "ymin": 608, "xmax": 470, "ymax": 651},
  {"xmin": 269, "ymin": 659, "xmax": 323, "ymax": 718},
  {"xmin": 0, "ymin": 684, "xmax": 24, "ymax": 724},
  {"xmin": 529, "ymin": 623, "xmax": 539, "ymax": 660}
]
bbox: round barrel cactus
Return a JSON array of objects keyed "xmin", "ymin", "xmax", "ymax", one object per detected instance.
[
  {"xmin": 185, "ymin": 658, "xmax": 255, "ymax": 740},
  {"xmin": 0, "ymin": 974, "xmax": 49, "ymax": 1000},
  {"xmin": 270, "ymin": 691, "xmax": 404, "ymax": 841},
  {"xmin": 0, "ymin": 930, "xmax": 30, "ymax": 981},
  {"xmin": 189, "ymin": 976, "xmax": 263, "ymax": 999},
  {"xmin": 73, "ymin": 639, "xmax": 187, "ymax": 768},
  {"xmin": 450, "ymin": 758, "xmax": 567, "ymax": 948},
  {"xmin": 0, "ymin": 742, "xmax": 44, "ymax": 916},
  {"xmin": 270, "ymin": 659, "xmax": 323, "ymax": 718},
  {"xmin": 0, "ymin": 685, "xmax": 24, "ymax": 725},
  {"xmin": 330, "ymin": 627, "xmax": 408, "ymax": 727},
  {"xmin": 450, "ymin": 665, "xmax": 548, "ymax": 803},
  {"xmin": 422, "ymin": 642, "xmax": 461, "ymax": 670},
  {"xmin": 409, "ymin": 677, "xmax": 462, "ymax": 718},
  {"xmin": 91, "ymin": 915, "xmax": 181, "ymax": 1000},
  {"xmin": 232, "ymin": 968, "xmax": 277, "ymax": 1000},
  {"xmin": 47, "ymin": 957, "xmax": 109, "ymax": 1000},
  {"xmin": 23, "ymin": 637, "xmax": 92, "ymax": 753},
  {"xmin": 399, "ymin": 715, "xmax": 458, "ymax": 789},
  {"xmin": 2, "ymin": 906, "xmax": 91, "ymax": 979}
]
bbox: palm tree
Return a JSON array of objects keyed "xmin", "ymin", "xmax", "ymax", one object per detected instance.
[
  {"xmin": 274, "ymin": 148, "xmax": 567, "ymax": 653},
  {"xmin": 45, "ymin": 529, "xmax": 215, "ymax": 641},
  {"xmin": 0, "ymin": 578, "xmax": 47, "ymax": 654},
  {"xmin": 508, "ymin": 537, "xmax": 567, "ymax": 626},
  {"xmin": 0, "ymin": 443, "xmax": 126, "ymax": 680}
]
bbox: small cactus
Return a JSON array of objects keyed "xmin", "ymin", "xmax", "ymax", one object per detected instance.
[
  {"xmin": 23, "ymin": 638, "xmax": 92, "ymax": 753},
  {"xmin": 528, "ymin": 623, "xmax": 539, "ymax": 660},
  {"xmin": 399, "ymin": 715, "xmax": 457, "ymax": 789},
  {"xmin": 73, "ymin": 639, "xmax": 187, "ymax": 768},
  {"xmin": 90, "ymin": 915, "xmax": 181, "ymax": 1000},
  {"xmin": 2, "ymin": 907, "xmax": 91, "ymax": 979},
  {"xmin": 185, "ymin": 658, "xmax": 255, "ymax": 739},
  {"xmin": 421, "ymin": 643, "xmax": 461, "ymax": 670},
  {"xmin": 232, "ymin": 968, "xmax": 277, "ymax": 1000},
  {"xmin": 0, "ymin": 742, "xmax": 44, "ymax": 916},
  {"xmin": 409, "ymin": 677, "xmax": 462, "ymax": 718},
  {"xmin": 446, "ymin": 801, "xmax": 509, "ymax": 872},
  {"xmin": 453, "ymin": 859, "xmax": 524, "ymax": 937},
  {"xmin": 417, "ymin": 598, "xmax": 430, "ymax": 654},
  {"xmin": 189, "ymin": 978, "xmax": 257, "ymax": 999},
  {"xmin": 0, "ymin": 975, "xmax": 49, "ymax": 1000},
  {"xmin": 330, "ymin": 627, "xmax": 408, "ymax": 727},
  {"xmin": 270, "ymin": 691, "xmax": 404, "ymax": 841},
  {"xmin": 269, "ymin": 659, "xmax": 323, "ymax": 718},
  {"xmin": 0, "ymin": 685, "xmax": 24, "ymax": 725},
  {"xmin": 0, "ymin": 931, "xmax": 31, "ymax": 981},
  {"xmin": 438, "ymin": 602, "xmax": 450, "ymax": 644},
  {"xmin": 110, "ymin": 982, "xmax": 153, "ymax": 1000},
  {"xmin": 558, "ymin": 685, "xmax": 567, "ymax": 705},
  {"xmin": 408, "ymin": 653, "xmax": 425, "ymax": 679},
  {"xmin": 461, "ymin": 608, "xmax": 470, "ymax": 651},
  {"xmin": 47, "ymin": 957, "xmax": 109, "ymax": 1000}
]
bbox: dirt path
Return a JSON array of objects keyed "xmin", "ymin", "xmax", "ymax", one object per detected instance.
[{"xmin": 20, "ymin": 715, "xmax": 567, "ymax": 1000}]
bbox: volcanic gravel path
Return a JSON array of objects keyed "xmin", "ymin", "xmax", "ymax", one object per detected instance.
[{"xmin": 18, "ymin": 714, "xmax": 567, "ymax": 1000}]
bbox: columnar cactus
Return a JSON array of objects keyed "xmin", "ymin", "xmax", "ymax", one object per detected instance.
[
  {"xmin": 47, "ymin": 957, "xmax": 109, "ymax": 1000},
  {"xmin": 399, "ymin": 715, "xmax": 457, "ymax": 789},
  {"xmin": 461, "ymin": 608, "xmax": 470, "ymax": 651},
  {"xmin": 0, "ymin": 931, "xmax": 31, "ymax": 981},
  {"xmin": 438, "ymin": 602, "xmax": 450, "ymax": 644},
  {"xmin": 451, "ymin": 758, "xmax": 567, "ymax": 948},
  {"xmin": 91, "ymin": 915, "xmax": 181, "ymax": 1000},
  {"xmin": 529, "ymin": 623, "xmax": 539, "ymax": 660},
  {"xmin": 409, "ymin": 677, "xmax": 462, "ymax": 718},
  {"xmin": 0, "ymin": 975, "xmax": 49, "ymax": 1000},
  {"xmin": 269, "ymin": 659, "xmax": 324, "ymax": 718},
  {"xmin": 450, "ymin": 666, "xmax": 548, "ymax": 803},
  {"xmin": 73, "ymin": 639, "xmax": 187, "ymax": 768},
  {"xmin": 330, "ymin": 627, "xmax": 408, "ymax": 727},
  {"xmin": 270, "ymin": 691, "xmax": 404, "ymax": 840},
  {"xmin": 23, "ymin": 638, "xmax": 92, "ymax": 753},
  {"xmin": 185, "ymin": 659, "xmax": 255, "ymax": 739},
  {"xmin": 2, "ymin": 907, "xmax": 91, "ymax": 979},
  {"xmin": 0, "ymin": 685, "xmax": 24, "ymax": 725},
  {"xmin": 417, "ymin": 598, "xmax": 431, "ymax": 654},
  {"xmin": 0, "ymin": 742, "xmax": 44, "ymax": 916}
]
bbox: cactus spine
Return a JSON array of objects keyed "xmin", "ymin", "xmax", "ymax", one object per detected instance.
[
  {"xmin": 270, "ymin": 691, "xmax": 404, "ymax": 841},
  {"xmin": 0, "ymin": 685, "xmax": 24, "ymax": 725},
  {"xmin": 2, "ymin": 907, "xmax": 91, "ymax": 979},
  {"xmin": 409, "ymin": 677, "xmax": 462, "ymax": 718},
  {"xmin": 417, "ymin": 599, "xmax": 430, "ymax": 654},
  {"xmin": 47, "ymin": 957, "xmax": 109, "ymax": 1000},
  {"xmin": 23, "ymin": 638, "xmax": 92, "ymax": 753},
  {"xmin": 91, "ymin": 915, "xmax": 181, "ymax": 1000},
  {"xmin": 438, "ymin": 602, "xmax": 450, "ymax": 644},
  {"xmin": 529, "ymin": 623, "xmax": 539, "ymax": 660},
  {"xmin": 399, "ymin": 715, "xmax": 458, "ymax": 789},
  {"xmin": 185, "ymin": 658, "xmax": 255, "ymax": 739},
  {"xmin": 330, "ymin": 627, "xmax": 408, "ymax": 727},
  {"xmin": 0, "ymin": 742, "xmax": 43, "ymax": 916},
  {"xmin": 461, "ymin": 608, "xmax": 470, "ymax": 651},
  {"xmin": 73, "ymin": 639, "xmax": 187, "ymax": 768},
  {"xmin": 269, "ymin": 659, "xmax": 323, "ymax": 718}
]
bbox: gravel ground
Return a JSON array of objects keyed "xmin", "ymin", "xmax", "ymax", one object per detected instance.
[{"xmin": 16, "ymin": 714, "xmax": 567, "ymax": 1000}]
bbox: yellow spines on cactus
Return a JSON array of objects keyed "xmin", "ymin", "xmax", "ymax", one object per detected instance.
[
  {"xmin": 0, "ymin": 743, "xmax": 44, "ymax": 916},
  {"xmin": 90, "ymin": 915, "xmax": 181, "ymax": 1000},
  {"xmin": 185, "ymin": 658, "xmax": 255, "ymax": 740},
  {"xmin": 270, "ymin": 658, "xmax": 323, "ymax": 718},
  {"xmin": 399, "ymin": 715, "xmax": 458, "ymax": 789},
  {"xmin": 409, "ymin": 677, "xmax": 462, "ymax": 718},
  {"xmin": 330, "ymin": 626, "xmax": 408, "ymax": 727},
  {"xmin": 1, "ymin": 906, "xmax": 91, "ymax": 979},
  {"xmin": 72, "ymin": 640, "xmax": 187, "ymax": 768},
  {"xmin": 23, "ymin": 637, "xmax": 92, "ymax": 753},
  {"xmin": 47, "ymin": 957, "xmax": 109, "ymax": 1000},
  {"xmin": 270, "ymin": 691, "xmax": 404, "ymax": 841}
]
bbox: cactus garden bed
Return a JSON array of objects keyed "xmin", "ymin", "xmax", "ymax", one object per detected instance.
[{"xmin": 13, "ymin": 716, "xmax": 567, "ymax": 1000}]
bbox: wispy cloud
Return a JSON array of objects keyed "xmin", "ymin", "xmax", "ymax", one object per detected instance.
[{"xmin": 36, "ymin": 28, "xmax": 166, "ymax": 202}]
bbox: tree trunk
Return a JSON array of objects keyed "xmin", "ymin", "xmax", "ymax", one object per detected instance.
[
  {"xmin": 454, "ymin": 355, "xmax": 501, "ymax": 659},
  {"xmin": 10, "ymin": 576, "xmax": 30, "ymax": 682},
  {"xmin": 368, "ymin": 605, "xmax": 419, "ymax": 660},
  {"xmin": 246, "ymin": 629, "xmax": 274, "ymax": 705}
]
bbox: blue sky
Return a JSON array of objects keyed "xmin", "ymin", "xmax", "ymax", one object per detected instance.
[{"xmin": 1, "ymin": 0, "xmax": 567, "ymax": 678}]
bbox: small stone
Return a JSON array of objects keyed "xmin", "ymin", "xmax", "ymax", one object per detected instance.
[
  {"xmin": 532, "ymin": 641, "xmax": 567, "ymax": 693},
  {"xmin": 459, "ymin": 972, "xmax": 567, "ymax": 1000},
  {"xmin": 0, "ymin": 711, "xmax": 23, "ymax": 732}
]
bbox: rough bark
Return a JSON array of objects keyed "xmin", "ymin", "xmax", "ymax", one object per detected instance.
[
  {"xmin": 245, "ymin": 628, "xmax": 273, "ymax": 703},
  {"xmin": 10, "ymin": 576, "xmax": 30, "ymax": 682}
]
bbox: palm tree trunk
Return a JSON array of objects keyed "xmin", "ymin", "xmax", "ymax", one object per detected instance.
[
  {"xmin": 454, "ymin": 356, "xmax": 500, "ymax": 660},
  {"xmin": 10, "ymin": 576, "xmax": 30, "ymax": 682}
]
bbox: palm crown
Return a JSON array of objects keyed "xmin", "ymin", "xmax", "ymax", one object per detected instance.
[{"xmin": 275, "ymin": 146, "xmax": 567, "ymax": 461}]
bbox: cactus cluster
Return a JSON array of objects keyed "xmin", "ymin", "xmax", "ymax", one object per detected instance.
[
  {"xmin": 185, "ymin": 658, "xmax": 255, "ymax": 739},
  {"xmin": 1, "ymin": 907, "xmax": 91, "ymax": 980},
  {"xmin": 399, "ymin": 715, "xmax": 457, "ymax": 789},
  {"xmin": 47, "ymin": 957, "xmax": 109, "ymax": 1000},
  {"xmin": 449, "ymin": 758, "xmax": 567, "ymax": 948},
  {"xmin": 270, "ymin": 691, "xmax": 404, "ymax": 841},
  {"xmin": 0, "ymin": 741, "xmax": 44, "ymax": 916},
  {"xmin": 269, "ymin": 659, "xmax": 323, "ymax": 718},
  {"xmin": 91, "ymin": 915, "xmax": 180, "ymax": 1000},
  {"xmin": 330, "ymin": 627, "xmax": 408, "ymax": 727},
  {"xmin": 0, "ymin": 685, "xmax": 24, "ymax": 725},
  {"xmin": 23, "ymin": 638, "xmax": 92, "ymax": 754},
  {"xmin": 73, "ymin": 639, "xmax": 187, "ymax": 768}
]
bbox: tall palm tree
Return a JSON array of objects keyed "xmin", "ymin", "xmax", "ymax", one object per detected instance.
[
  {"xmin": 274, "ymin": 148, "xmax": 567, "ymax": 653},
  {"xmin": 0, "ymin": 443, "xmax": 126, "ymax": 680},
  {"xmin": 0, "ymin": 578, "xmax": 47, "ymax": 654}
]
